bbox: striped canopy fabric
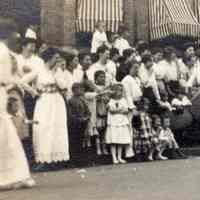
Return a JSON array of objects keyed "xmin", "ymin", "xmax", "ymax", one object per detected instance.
[
  {"xmin": 192, "ymin": 0, "xmax": 200, "ymax": 22},
  {"xmin": 76, "ymin": 0, "xmax": 123, "ymax": 32},
  {"xmin": 149, "ymin": 0, "xmax": 200, "ymax": 40}
]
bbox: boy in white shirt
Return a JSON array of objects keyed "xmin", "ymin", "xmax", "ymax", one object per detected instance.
[
  {"xmin": 91, "ymin": 21, "xmax": 110, "ymax": 54},
  {"xmin": 25, "ymin": 24, "xmax": 38, "ymax": 40},
  {"xmin": 114, "ymin": 25, "xmax": 131, "ymax": 56}
]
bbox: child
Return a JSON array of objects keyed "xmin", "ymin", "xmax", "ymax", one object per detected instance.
[
  {"xmin": 151, "ymin": 115, "xmax": 168, "ymax": 160},
  {"xmin": 7, "ymin": 97, "xmax": 39, "ymax": 136},
  {"xmin": 133, "ymin": 98, "xmax": 156, "ymax": 161},
  {"xmin": 105, "ymin": 83, "xmax": 132, "ymax": 164},
  {"xmin": 95, "ymin": 70, "xmax": 110, "ymax": 155},
  {"xmin": 113, "ymin": 25, "xmax": 131, "ymax": 56},
  {"xmin": 91, "ymin": 21, "xmax": 110, "ymax": 54},
  {"xmin": 159, "ymin": 115, "xmax": 187, "ymax": 159},
  {"xmin": 68, "ymin": 83, "xmax": 91, "ymax": 167}
]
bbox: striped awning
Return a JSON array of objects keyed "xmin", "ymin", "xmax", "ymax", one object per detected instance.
[
  {"xmin": 75, "ymin": 0, "xmax": 123, "ymax": 32},
  {"xmin": 191, "ymin": 0, "xmax": 200, "ymax": 22},
  {"xmin": 149, "ymin": 0, "xmax": 200, "ymax": 40}
]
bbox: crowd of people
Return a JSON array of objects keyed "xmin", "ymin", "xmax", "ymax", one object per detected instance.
[{"xmin": 1, "ymin": 19, "xmax": 200, "ymax": 190}]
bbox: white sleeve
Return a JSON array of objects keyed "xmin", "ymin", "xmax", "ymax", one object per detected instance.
[
  {"xmin": 122, "ymin": 79, "xmax": 136, "ymax": 110},
  {"xmin": 182, "ymin": 96, "xmax": 192, "ymax": 106},
  {"xmin": 186, "ymin": 68, "xmax": 196, "ymax": 87},
  {"xmin": 54, "ymin": 67, "xmax": 67, "ymax": 90},
  {"xmin": 0, "ymin": 47, "xmax": 12, "ymax": 83},
  {"xmin": 171, "ymin": 99, "xmax": 181, "ymax": 106},
  {"xmin": 146, "ymin": 73, "xmax": 161, "ymax": 100},
  {"xmin": 87, "ymin": 68, "xmax": 95, "ymax": 82}
]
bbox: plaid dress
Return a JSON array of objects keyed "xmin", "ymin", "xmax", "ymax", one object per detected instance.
[{"xmin": 133, "ymin": 112, "xmax": 154, "ymax": 154}]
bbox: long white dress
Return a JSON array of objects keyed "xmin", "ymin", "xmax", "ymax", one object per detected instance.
[
  {"xmin": 31, "ymin": 66, "xmax": 69, "ymax": 163},
  {"xmin": 0, "ymin": 42, "xmax": 34, "ymax": 189}
]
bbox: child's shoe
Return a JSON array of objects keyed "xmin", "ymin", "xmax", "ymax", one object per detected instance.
[
  {"xmin": 118, "ymin": 159, "xmax": 127, "ymax": 164},
  {"xmin": 97, "ymin": 149, "xmax": 102, "ymax": 156},
  {"xmin": 175, "ymin": 149, "xmax": 188, "ymax": 159},
  {"xmin": 156, "ymin": 154, "xmax": 168, "ymax": 160},
  {"xmin": 113, "ymin": 159, "xmax": 119, "ymax": 164},
  {"xmin": 147, "ymin": 155, "xmax": 154, "ymax": 161}
]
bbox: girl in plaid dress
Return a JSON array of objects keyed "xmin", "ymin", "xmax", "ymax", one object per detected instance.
[{"xmin": 133, "ymin": 98, "xmax": 157, "ymax": 161}]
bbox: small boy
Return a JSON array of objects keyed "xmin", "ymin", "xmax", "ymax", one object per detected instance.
[
  {"xmin": 68, "ymin": 83, "xmax": 91, "ymax": 167},
  {"xmin": 7, "ymin": 96, "xmax": 38, "ymax": 140},
  {"xmin": 159, "ymin": 115, "xmax": 187, "ymax": 159},
  {"xmin": 7, "ymin": 96, "xmax": 39, "ymax": 163}
]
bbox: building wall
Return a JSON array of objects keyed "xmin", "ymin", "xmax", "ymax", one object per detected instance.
[
  {"xmin": 0, "ymin": 0, "xmax": 149, "ymax": 46},
  {"xmin": 41, "ymin": 0, "xmax": 76, "ymax": 46},
  {"xmin": 123, "ymin": 0, "xmax": 149, "ymax": 44},
  {"xmin": 40, "ymin": 0, "xmax": 149, "ymax": 46}
]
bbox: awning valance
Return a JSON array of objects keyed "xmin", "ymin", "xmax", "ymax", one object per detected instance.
[
  {"xmin": 76, "ymin": 0, "xmax": 123, "ymax": 32},
  {"xmin": 149, "ymin": 0, "xmax": 200, "ymax": 40}
]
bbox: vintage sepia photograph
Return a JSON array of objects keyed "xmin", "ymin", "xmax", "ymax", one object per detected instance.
[{"xmin": 1, "ymin": 0, "xmax": 200, "ymax": 199}]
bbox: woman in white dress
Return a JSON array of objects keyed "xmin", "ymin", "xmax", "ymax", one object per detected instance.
[
  {"xmin": 0, "ymin": 19, "xmax": 35, "ymax": 190},
  {"xmin": 21, "ymin": 48, "xmax": 70, "ymax": 170}
]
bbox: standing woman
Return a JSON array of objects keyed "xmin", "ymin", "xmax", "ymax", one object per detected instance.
[
  {"xmin": 0, "ymin": 18, "xmax": 35, "ymax": 190},
  {"xmin": 21, "ymin": 48, "xmax": 70, "ymax": 171}
]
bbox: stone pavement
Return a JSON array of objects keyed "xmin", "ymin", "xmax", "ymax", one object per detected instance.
[{"xmin": 1, "ymin": 157, "xmax": 200, "ymax": 200}]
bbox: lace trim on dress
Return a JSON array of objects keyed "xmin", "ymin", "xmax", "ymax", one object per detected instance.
[{"xmin": 35, "ymin": 152, "xmax": 69, "ymax": 163}]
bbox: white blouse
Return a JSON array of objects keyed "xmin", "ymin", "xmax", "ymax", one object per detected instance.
[
  {"xmin": 122, "ymin": 75, "xmax": 142, "ymax": 109},
  {"xmin": 107, "ymin": 98, "xmax": 130, "ymax": 126},
  {"xmin": 91, "ymin": 30, "xmax": 108, "ymax": 53},
  {"xmin": 113, "ymin": 37, "xmax": 131, "ymax": 56},
  {"xmin": 139, "ymin": 64, "xmax": 160, "ymax": 100}
]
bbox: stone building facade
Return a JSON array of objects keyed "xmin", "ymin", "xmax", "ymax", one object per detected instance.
[
  {"xmin": 40, "ymin": 0, "xmax": 149, "ymax": 46},
  {"xmin": 0, "ymin": 0, "xmax": 149, "ymax": 46}
]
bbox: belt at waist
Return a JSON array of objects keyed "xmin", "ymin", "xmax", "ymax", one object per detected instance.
[{"xmin": 37, "ymin": 85, "xmax": 59, "ymax": 94}]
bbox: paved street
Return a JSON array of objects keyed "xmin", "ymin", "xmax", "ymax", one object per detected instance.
[{"xmin": 1, "ymin": 158, "xmax": 200, "ymax": 200}]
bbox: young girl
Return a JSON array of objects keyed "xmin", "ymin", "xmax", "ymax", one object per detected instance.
[
  {"xmin": 151, "ymin": 115, "xmax": 168, "ymax": 160},
  {"xmin": 95, "ymin": 70, "xmax": 110, "ymax": 155},
  {"xmin": 105, "ymin": 83, "xmax": 132, "ymax": 164},
  {"xmin": 133, "ymin": 98, "xmax": 156, "ymax": 161}
]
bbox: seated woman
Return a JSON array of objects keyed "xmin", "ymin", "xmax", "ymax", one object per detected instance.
[{"xmin": 161, "ymin": 46, "xmax": 187, "ymax": 101}]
